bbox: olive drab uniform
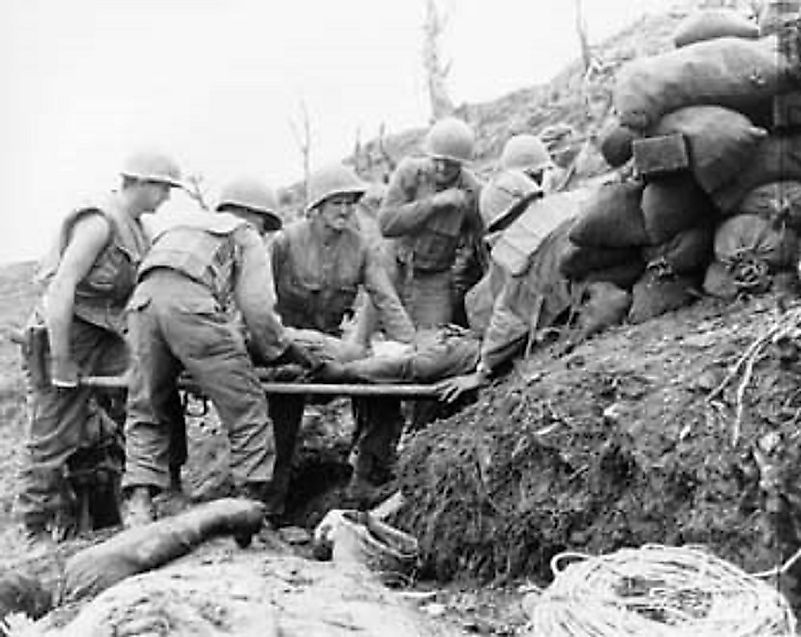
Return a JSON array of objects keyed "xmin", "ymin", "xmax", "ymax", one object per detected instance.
[
  {"xmin": 268, "ymin": 217, "xmax": 414, "ymax": 513},
  {"xmin": 359, "ymin": 156, "xmax": 484, "ymax": 442},
  {"xmin": 378, "ymin": 155, "xmax": 483, "ymax": 327},
  {"xmin": 16, "ymin": 198, "xmax": 150, "ymax": 534},
  {"xmin": 123, "ymin": 212, "xmax": 289, "ymax": 494}
]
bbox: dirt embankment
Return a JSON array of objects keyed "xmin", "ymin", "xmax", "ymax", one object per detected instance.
[{"xmin": 395, "ymin": 292, "xmax": 801, "ymax": 607}]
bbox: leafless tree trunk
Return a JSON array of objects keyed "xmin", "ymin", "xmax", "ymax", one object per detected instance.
[
  {"xmin": 289, "ymin": 99, "xmax": 312, "ymax": 208},
  {"xmin": 184, "ymin": 173, "xmax": 210, "ymax": 211},
  {"xmin": 377, "ymin": 122, "xmax": 396, "ymax": 183},
  {"xmin": 574, "ymin": 0, "xmax": 592, "ymax": 73},
  {"xmin": 423, "ymin": 0, "xmax": 454, "ymax": 122}
]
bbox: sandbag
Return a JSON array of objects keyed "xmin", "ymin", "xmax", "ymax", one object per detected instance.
[
  {"xmin": 739, "ymin": 181, "xmax": 801, "ymax": 229},
  {"xmin": 63, "ymin": 498, "xmax": 265, "ymax": 601},
  {"xmin": 641, "ymin": 174, "xmax": 719, "ymax": 244},
  {"xmin": 569, "ymin": 181, "xmax": 649, "ymax": 248},
  {"xmin": 673, "ymin": 9, "xmax": 760, "ymax": 48},
  {"xmin": 599, "ymin": 118, "xmax": 641, "ymax": 167},
  {"xmin": 577, "ymin": 282, "xmax": 632, "ymax": 339},
  {"xmin": 703, "ymin": 260, "xmax": 740, "ymax": 299},
  {"xmin": 759, "ymin": 0, "xmax": 801, "ymax": 36},
  {"xmin": 713, "ymin": 135, "xmax": 801, "ymax": 211},
  {"xmin": 559, "ymin": 242, "xmax": 642, "ymax": 280},
  {"xmin": 628, "ymin": 270, "xmax": 699, "ymax": 324},
  {"xmin": 651, "ymin": 106, "xmax": 767, "ymax": 195},
  {"xmin": 714, "ymin": 213, "xmax": 799, "ymax": 270},
  {"xmin": 641, "ymin": 224, "xmax": 714, "ymax": 275},
  {"xmin": 614, "ymin": 35, "xmax": 798, "ymax": 131},
  {"xmin": 579, "ymin": 260, "xmax": 646, "ymax": 290}
]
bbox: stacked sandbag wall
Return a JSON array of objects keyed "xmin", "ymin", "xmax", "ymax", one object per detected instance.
[{"xmin": 573, "ymin": 7, "xmax": 801, "ymax": 321}]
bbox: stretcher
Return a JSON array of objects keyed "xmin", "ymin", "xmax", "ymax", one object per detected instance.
[{"xmin": 79, "ymin": 371, "xmax": 442, "ymax": 398}]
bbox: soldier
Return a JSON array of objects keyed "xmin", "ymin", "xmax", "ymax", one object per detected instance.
[
  {"xmin": 347, "ymin": 119, "xmax": 485, "ymax": 485},
  {"xmin": 378, "ymin": 116, "xmax": 484, "ymax": 327},
  {"xmin": 121, "ymin": 177, "xmax": 316, "ymax": 527},
  {"xmin": 436, "ymin": 170, "xmax": 578, "ymax": 403},
  {"xmin": 499, "ymin": 133, "xmax": 556, "ymax": 190},
  {"xmin": 269, "ymin": 163, "xmax": 414, "ymax": 518},
  {"xmin": 16, "ymin": 150, "xmax": 183, "ymax": 547}
]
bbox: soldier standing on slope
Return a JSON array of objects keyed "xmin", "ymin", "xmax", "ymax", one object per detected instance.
[
  {"xmin": 16, "ymin": 150, "xmax": 183, "ymax": 547},
  {"xmin": 121, "ymin": 177, "xmax": 317, "ymax": 527},
  {"xmin": 268, "ymin": 163, "xmax": 415, "ymax": 519}
]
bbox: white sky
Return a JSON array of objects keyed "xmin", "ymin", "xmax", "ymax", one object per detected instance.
[{"xmin": 0, "ymin": 0, "xmax": 667, "ymax": 264}]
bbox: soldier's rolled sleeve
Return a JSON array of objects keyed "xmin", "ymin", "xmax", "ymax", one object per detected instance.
[
  {"xmin": 233, "ymin": 227, "xmax": 288, "ymax": 362},
  {"xmin": 479, "ymin": 279, "xmax": 529, "ymax": 371},
  {"xmin": 378, "ymin": 160, "xmax": 438, "ymax": 237},
  {"xmin": 362, "ymin": 249, "xmax": 415, "ymax": 343}
]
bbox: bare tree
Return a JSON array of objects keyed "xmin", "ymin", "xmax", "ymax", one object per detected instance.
[
  {"xmin": 289, "ymin": 99, "xmax": 312, "ymax": 208},
  {"xmin": 377, "ymin": 122, "xmax": 396, "ymax": 182},
  {"xmin": 423, "ymin": 0, "xmax": 455, "ymax": 122},
  {"xmin": 574, "ymin": 0, "xmax": 592, "ymax": 73},
  {"xmin": 184, "ymin": 173, "xmax": 211, "ymax": 211}
]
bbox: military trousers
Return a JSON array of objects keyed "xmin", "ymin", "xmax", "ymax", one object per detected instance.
[
  {"xmin": 16, "ymin": 316, "xmax": 129, "ymax": 530},
  {"xmin": 123, "ymin": 271, "xmax": 274, "ymax": 493}
]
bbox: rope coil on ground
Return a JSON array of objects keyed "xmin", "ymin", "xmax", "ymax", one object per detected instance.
[{"xmin": 527, "ymin": 544, "xmax": 796, "ymax": 636}]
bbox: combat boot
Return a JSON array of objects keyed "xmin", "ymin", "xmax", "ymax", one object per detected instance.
[
  {"xmin": 122, "ymin": 487, "xmax": 155, "ymax": 528},
  {"xmin": 344, "ymin": 474, "xmax": 396, "ymax": 511}
]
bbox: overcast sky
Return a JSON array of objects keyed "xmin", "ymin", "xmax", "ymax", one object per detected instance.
[{"xmin": 1, "ymin": 0, "xmax": 667, "ymax": 264}]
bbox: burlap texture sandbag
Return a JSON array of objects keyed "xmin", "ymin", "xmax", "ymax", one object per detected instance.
[
  {"xmin": 559, "ymin": 242, "xmax": 642, "ymax": 280},
  {"xmin": 614, "ymin": 35, "xmax": 797, "ymax": 131},
  {"xmin": 579, "ymin": 260, "xmax": 646, "ymax": 290},
  {"xmin": 568, "ymin": 181, "xmax": 649, "ymax": 248},
  {"xmin": 577, "ymin": 282, "xmax": 632, "ymax": 339},
  {"xmin": 62, "ymin": 498, "xmax": 265, "ymax": 601},
  {"xmin": 599, "ymin": 118, "xmax": 641, "ymax": 168},
  {"xmin": 739, "ymin": 181, "xmax": 801, "ymax": 229},
  {"xmin": 714, "ymin": 213, "xmax": 799, "ymax": 270},
  {"xmin": 641, "ymin": 174, "xmax": 719, "ymax": 244},
  {"xmin": 652, "ymin": 106, "xmax": 767, "ymax": 195},
  {"xmin": 628, "ymin": 270, "xmax": 699, "ymax": 324},
  {"xmin": 673, "ymin": 9, "xmax": 760, "ymax": 48},
  {"xmin": 713, "ymin": 135, "xmax": 801, "ymax": 212},
  {"xmin": 642, "ymin": 224, "xmax": 714, "ymax": 276},
  {"xmin": 703, "ymin": 260, "xmax": 740, "ymax": 299}
]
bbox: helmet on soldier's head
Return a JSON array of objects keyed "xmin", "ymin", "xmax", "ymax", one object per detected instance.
[
  {"xmin": 424, "ymin": 117, "xmax": 475, "ymax": 164},
  {"xmin": 479, "ymin": 170, "xmax": 541, "ymax": 232},
  {"xmin": 217, "ymin": 178, "xmax": 282, "ymax": 231},
  {"xmin": 120, "ymin": 150, "xmax": 183, "ymax": 188},
  {"xmin": 500, "ymin": 134, "xmax": 553, "ymax": 173},
  {"xmin": 306, "ymin": 164, "xmax": 367, "ymax": 212}
]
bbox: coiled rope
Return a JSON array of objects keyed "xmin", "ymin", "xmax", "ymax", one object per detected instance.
[{"xmin": 527, "ymin": 544, "xmax": 796, "ymax": 636}]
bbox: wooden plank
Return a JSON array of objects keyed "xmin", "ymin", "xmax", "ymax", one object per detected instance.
[
  {"xmin": 79, "ymin": 375, "xmax": 441, "ymax": 398},
  {"xmin": 632, "ymin": 133, "xmax": 689, "ymax": 177}
]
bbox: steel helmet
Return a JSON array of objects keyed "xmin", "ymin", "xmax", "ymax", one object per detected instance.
[
  {"xmin": 424, "ymin": 117, "xmax": 475, "ymax": 164},
  {"xmin": 217, "ymin": 178, "xmax": 282, "ymax": 230},
  {"xmin": 500, "ymin": 134, "xmax": 553, "ymax": 173},
  {"xmin": 120, "ymin": 150, "xmax": 183, "ymax": 188},
  {"xmin": 479, "ymin": 169, "xmax": 541, "ymax": 232},
  {"xmin": 306, "ymin": 164, "xmax": 367, "ymax": 212}
]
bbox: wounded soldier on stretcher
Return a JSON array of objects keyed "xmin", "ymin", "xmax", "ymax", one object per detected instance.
[{"xmin": 281, "ymin": 324, "xmax": 482, "ymax": 388}]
